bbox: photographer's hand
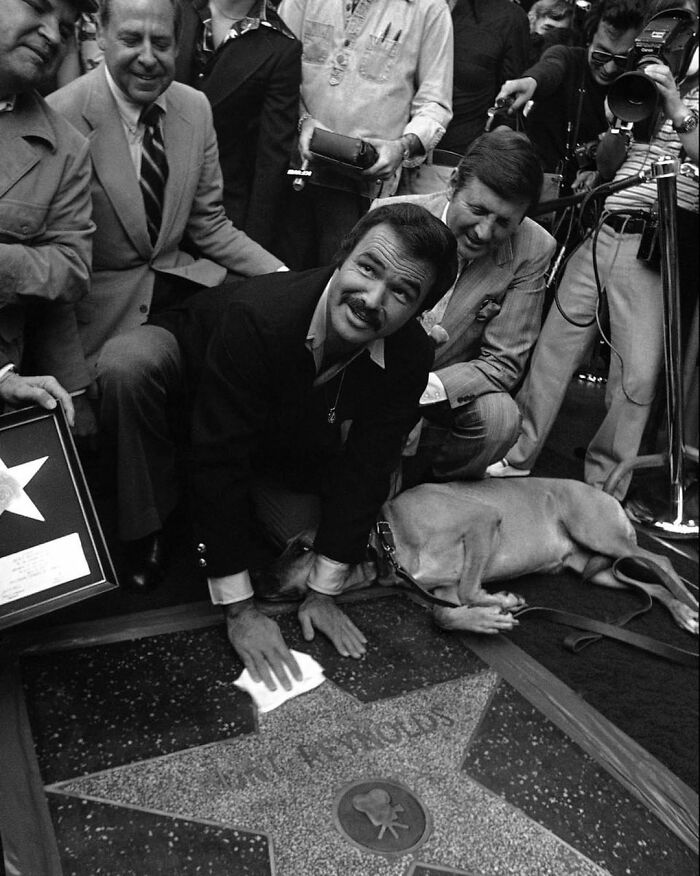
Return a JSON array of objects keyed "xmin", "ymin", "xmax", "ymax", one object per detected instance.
[
  {"xmin": 495, "ymin": 77, "xmax": 537, "ymax": 112},
  {"xmin": 644, "ymin": 62, "xmax": 685, "ymax": 119},
  {"xmin": 572, "ymin": 169, "xmax": 599, "ymax": 193},
  {"xmin": 644, "ymin": 62, "xmax": 699, "ymax": 163}
]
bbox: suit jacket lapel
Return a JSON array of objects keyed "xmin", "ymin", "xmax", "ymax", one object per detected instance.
[
  {"xmin": 159, "ymin": 91, "xmax": 193, "ymax": 248},
  {"xmin": 434, "ymin": 253, "xmax": 511, "ymax": 367},
  {"xmin": 83, "ymin": 71, "xmax": 151, "ymax": 256},
  {"xmin": 202, "ymin": 30, "xmax": 272, "ymax": 108},
  {"xmin": 0, "ymin": 137, "xmax": 40, "ymax": 199}
]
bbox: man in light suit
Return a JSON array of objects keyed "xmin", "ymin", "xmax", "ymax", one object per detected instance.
[
  {"xmin": 47, "ymin": 0, "xmax": 285, "ymax": 587},
  {"xmin": 0, "ymin": 0, "xmax": 95, "ymax": 400},
  {"xmin": 377, "ymin": 128, "xmax": 556, "ymax": 483}
]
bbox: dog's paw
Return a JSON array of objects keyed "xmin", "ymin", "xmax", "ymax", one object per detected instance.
[
  {"xmin": 493, "ymin": 591, "xmax": 527, "ymax": 611},
  {"xmin": 433, "ymin": 604, "xmax": 519, "ymax": 634},
  {"xmin": 670, "ymin": 601, "xmax": 699, "ymax": 635}
]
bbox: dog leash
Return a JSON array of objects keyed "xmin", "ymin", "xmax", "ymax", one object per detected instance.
[
  {"xmin": 512, "ymin": 556, "xmax": 699, "ymax": 667},
  {"xmin": 375, "ymin": 520, "xmax": 456, "ymax": 609},
  {"xmin": 376, "ymin": 521, "xmax": 697, "ymax": 666},
  {"xmin": 375, "ymin": 521, "xmax": 697, "ymax": 666}
]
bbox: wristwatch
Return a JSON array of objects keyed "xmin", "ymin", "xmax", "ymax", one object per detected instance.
[{"xmin": 672, "ymin": 109, "xmax": 699, "ymax": 134}]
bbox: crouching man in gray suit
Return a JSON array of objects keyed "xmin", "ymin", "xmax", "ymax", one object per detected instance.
[{"xmin": 376, "ymin": 128, "xmax": 555, "ymax": 485}]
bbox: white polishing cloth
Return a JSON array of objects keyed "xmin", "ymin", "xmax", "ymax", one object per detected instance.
[{"xmin": 234, "ymin": 650, "xmax": 326, "ymax": 714}]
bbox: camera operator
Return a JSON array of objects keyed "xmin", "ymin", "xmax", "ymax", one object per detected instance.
[
  {"xmin": 488, "ymin": 0, "xmax": 698, "ymax": 504},
  {"xmin": 496, "ymin": 0, "xmax": 647, "ymax": 194}
]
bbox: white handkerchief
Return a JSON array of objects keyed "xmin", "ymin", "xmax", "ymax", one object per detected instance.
[{"xmin": 234, "ymin": 650, "xmax": 326, "ymax": 714}]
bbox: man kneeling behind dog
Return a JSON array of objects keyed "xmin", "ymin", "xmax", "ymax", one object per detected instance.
[
  {"xmin": 108, "ymin": 204, "xmax": 457, "ymax": 690},
  {"xmin": 376, "ymin": 128, "xmax": 556, "ymax": 484}
]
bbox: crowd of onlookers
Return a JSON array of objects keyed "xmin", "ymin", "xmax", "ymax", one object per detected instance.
[{"xmin": 1, "ymin": 0, "xmax": 697, "ymax": 683}]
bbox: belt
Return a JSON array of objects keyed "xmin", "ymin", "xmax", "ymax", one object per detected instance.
[
  {"xmin": 430, "ymin": 149, "xmax": 463, "ymax": 169},
  {"xmin": 603, "ymin": 213, "xmax": 649, "ymax": 234}
]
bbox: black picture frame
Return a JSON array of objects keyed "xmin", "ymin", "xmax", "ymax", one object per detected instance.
[{"xmin": 0, "ymin": 403, "xmax": 118, "ymax": 630}]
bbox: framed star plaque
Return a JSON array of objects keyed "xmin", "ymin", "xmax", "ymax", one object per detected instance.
[{"xmin": 0, "ymin": 403, "xmax": 118, "ymax": 630}]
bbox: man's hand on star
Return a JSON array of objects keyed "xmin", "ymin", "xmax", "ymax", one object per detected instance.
[
  {"xmin": 298, "ymin": 591, "xmax": 367, "ymax": 658},
  {"xmin": 0, "ymin": 372, "xmax": 75, "ymax": 426},
  {"xmin": 225, "ymin": 600, "xmax": 303, "ymax": 692}
]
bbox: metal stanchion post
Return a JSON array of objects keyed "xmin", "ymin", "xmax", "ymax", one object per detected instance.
[{"xmin": 604, "ymin": 156, "xmax": 698, "ymax": 538}]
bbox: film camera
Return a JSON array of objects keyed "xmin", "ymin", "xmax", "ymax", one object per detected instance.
[{"xmin": 607, "ymin": 7, "xmax": 697, "ymax": 122}]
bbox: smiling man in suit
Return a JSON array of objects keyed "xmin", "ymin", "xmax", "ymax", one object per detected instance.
[
  {"xmin": 47, "ymin": 0, "xmax": 285, "ymax": 587},
  {"xmin": 377, "ymin": 128, "xmax": 555, "ymax": 484}
]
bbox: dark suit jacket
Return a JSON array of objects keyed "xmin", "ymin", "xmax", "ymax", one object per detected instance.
[
  {"xmin": 153, "ymin": 268, "xmax": 433, "ymax": 576},
  {"xmin": 175, "ymin": 2, "xmax": 302, "ymax": 256}
]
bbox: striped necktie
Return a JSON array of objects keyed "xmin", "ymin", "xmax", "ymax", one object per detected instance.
[{"xmin": 139, "ymin": 103, "xmax": 168, "ymax": 247}]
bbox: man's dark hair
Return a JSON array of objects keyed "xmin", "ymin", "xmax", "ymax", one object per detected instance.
[
  {"xmin": 449, "ymin": 127, "xmax": 544, "ymax": 214},
  {"xmin": 584, "ymin": 0, "xmax": 647, "ymax": 42},
  {"xmin": 333, "ymin": 203, "xmax": 458, "ymax": 313},
  {"xmin": 99, "ymin": 0, "xmax": 183, "ymax": 40}
]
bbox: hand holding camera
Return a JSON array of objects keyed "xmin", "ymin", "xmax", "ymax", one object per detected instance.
[{"xmin": 607, "ymin": 7, "xmax": 697, "ymax": 122}]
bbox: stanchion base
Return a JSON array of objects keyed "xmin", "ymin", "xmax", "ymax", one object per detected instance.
[{"xmin": 624, "ymin": 493, "xmax": 698, "ymax": 540}]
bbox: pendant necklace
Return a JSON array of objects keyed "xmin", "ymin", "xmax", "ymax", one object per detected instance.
[{"xmin": 327, "ymin": 369, "xmax": 346, "ymax": 425}]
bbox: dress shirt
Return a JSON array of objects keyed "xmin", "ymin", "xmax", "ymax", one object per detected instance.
[
  {"xmin": 419, "ymin": 204, "xmax": 462, "ymax": 406},
  {"xmin": 208, "ymin": 282, "xmax": 384, "ymax": 605},
  {"xmin": 104, "ymin": 65, "xmax": 168, "ymax": 173},
  {"xmin": 278, "ymin": 0, "xmax": 453, "ymax": 160}
]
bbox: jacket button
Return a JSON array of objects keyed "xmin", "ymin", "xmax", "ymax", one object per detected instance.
[
  {"xmin": 196, "ymin": 543, "xmax": 207, "ymax": 554},
  {"xmin": 139, "ymin": 304, "xmax": 148, "ymax": 314},
  {"xmin": 198, "ymin": 558, "xmax": 207, "ymax": 568}
]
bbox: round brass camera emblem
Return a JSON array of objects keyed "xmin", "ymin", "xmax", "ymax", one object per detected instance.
[{"xmin": 334, "ymin": 778, "xmax": 432, "ymax": 857}]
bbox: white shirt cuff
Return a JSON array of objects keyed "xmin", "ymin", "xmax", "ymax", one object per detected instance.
[
  {"xmin": 208, "ymin": 570, "xmax": 255, "ymax": 605},
  {"xmin": 275, "ymin": 265, "xmax": 290, "ymax": 272},
  {"xmin": 419, "ymin": 372, "xmax": 448, "ymax": 406},
  {"xmin": 307, "ymin": 553, "xmax": 350, "ymax": 596}
]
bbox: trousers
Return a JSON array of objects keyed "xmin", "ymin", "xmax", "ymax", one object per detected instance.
[
  {"xmin": 413, "ymin": 391, "xmax": 521, "ymax": 482},
  {"xmin": 507, "ymin": 224, "xmax": 664, "ymax": 499},
  {"xmin": 98, "ymin": 327, "xmax": 330, "ymax": 546}
]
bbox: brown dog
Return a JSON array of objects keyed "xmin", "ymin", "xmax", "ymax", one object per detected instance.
[{"xmin": 260, "ymin": 478, "xmax": 699, "ymax": 636}]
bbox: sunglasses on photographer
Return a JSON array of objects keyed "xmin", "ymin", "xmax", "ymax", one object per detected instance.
[{"xmin": 590, "ymin": 50, "xmax": 629, "ymax": 68}]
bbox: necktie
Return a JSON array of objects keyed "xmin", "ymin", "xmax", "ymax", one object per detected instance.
[{"xmin": 139, "ymin": 103, "xmax": 168, "ymax": 247}]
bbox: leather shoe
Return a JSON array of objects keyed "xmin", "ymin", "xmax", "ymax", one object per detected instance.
[{"xmin": 122, "ymin": 531, "xmax": 166, "ymax": 591}]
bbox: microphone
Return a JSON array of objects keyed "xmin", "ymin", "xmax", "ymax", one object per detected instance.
[
  {"xmin": 531, "ymin": 170, "xmax": 649, "ymax": 216},
  {"xmin": 589, "ymin": 169, "xmax": 650, "ymax": 197}
]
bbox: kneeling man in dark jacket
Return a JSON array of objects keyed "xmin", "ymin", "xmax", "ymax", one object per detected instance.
[{"xmin": 103, "ymin": 204, "xmax": 457, "ymax": 689}]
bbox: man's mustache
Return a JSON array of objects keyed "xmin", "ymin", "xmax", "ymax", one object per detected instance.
[{"xmin": 342, "ymin": 294, "xmax": 382, "ymax": 331}]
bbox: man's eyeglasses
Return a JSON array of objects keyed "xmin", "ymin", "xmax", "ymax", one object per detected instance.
[{"xmin": 590, "ymin": 50, "xmax": 629, "ymax": 68}]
